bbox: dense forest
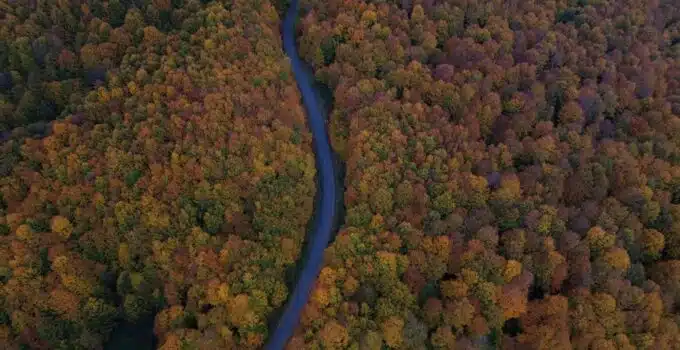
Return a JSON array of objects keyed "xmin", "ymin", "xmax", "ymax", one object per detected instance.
[
  {"xmin": 4, "ymin": 0, "xmax": 680, "ymax": 349},
  {"xmin": 0, "ymin": 0, "xmax": 317, "ymax": 348},
  {"xmin": 285, "ymin": 0, "xmax": 680, "ymax": 349}
]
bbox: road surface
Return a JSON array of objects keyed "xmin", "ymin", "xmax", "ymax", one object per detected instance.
[{"xmin": 265, "ymin": 0, "xmax": 339, "ymax": 348}]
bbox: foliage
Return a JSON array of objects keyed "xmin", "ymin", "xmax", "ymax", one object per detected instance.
[
  {"xmin": 0, "ymin": 0, "xmax": 315, "ymax": 348},
  {"xmin": 286, "ymin": 0, "xmax": 680, "ymax": 347}
]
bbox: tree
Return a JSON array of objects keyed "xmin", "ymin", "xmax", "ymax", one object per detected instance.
[
  {"xmin": 517, "ymin": 296, "xmax": 571, "ymax": 350},
  {"xmin": 319, "ymin": 321, "xmax": 349, "ymax": 349},
  {"xmin": 402, "ymin": 313, "xmax": 428, "ymax": 349},
  {"xmin": 641, "ymin": 229, "xmax": 665, "ymax": 261},
  {"xmin": 51, "ymin": 216, "xmax": 73, "ymax": 241},
  {"xmin": 381, "ymin": 316, "xmax": 404, "ymax": 348},
  {"xmin": 430, "ymin": 326, "xmax": 456, "ymax": 349},
  {"xmin": 586, "ymin": 226, "xmax": 616, "ymax": 257}
]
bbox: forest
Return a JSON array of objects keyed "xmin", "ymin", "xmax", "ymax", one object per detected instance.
[
  {"xmin": 2, "ymin": 0, "xmax": 680, "ymax": 349},
  {"xmin": 1, "ymin": 0, "xmax": 316, "ymax": 348},
  {"xmin": 286, "ymin": 0, "xmax": 680, "ymax": 349}
]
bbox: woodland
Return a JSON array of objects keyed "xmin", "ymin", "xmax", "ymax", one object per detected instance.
[
  {"xmin": 3, "ymin": 0, "xmax": 680, "ymax": 349},
  {"xmin": 1, "ymin": 0, "xmax": 316, "ymax": 348},
  {"xmin": 287, "ymin": 0, "xmax": 680, "ymax": 349}
]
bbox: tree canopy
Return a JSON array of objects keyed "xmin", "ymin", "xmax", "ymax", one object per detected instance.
[
  {"xmin": 0, "ymin": 0, "xmax": 315, "ymax": 348},
  {"xmin": 285, "ymin": 0, "xmax": 680, "ymax": 348},
  {"xmin": 4, "ymin": 0, "xmax": 680, "ymax": 348}
]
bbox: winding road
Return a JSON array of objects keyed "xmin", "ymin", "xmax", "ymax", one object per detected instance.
[{"xmin": 265, "ymin": 0, "xmax": 339, "ymax": 348}]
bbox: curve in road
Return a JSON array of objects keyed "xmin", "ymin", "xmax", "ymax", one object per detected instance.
[{"xmin": 266, "ymin": 0, "xmax": 338, "ymax": 349}]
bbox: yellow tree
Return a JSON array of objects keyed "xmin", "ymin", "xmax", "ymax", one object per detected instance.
[
  {"xmin": 381, "ymin": 316, "xmax": 404, "ymax": 348},
  {"xmin": 319, "ymin": 321, "xmax": 349, "ymax": 349}
]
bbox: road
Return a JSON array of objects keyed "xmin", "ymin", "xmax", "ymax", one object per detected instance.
[{"xmin": 265, "ymin": 0, "xmax": 339, "ymax": 348}]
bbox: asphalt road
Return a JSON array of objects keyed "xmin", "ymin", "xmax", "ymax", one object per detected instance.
[{"xmin": 265, "ymin": 0, "xmax": 339, "ymax": 348}]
